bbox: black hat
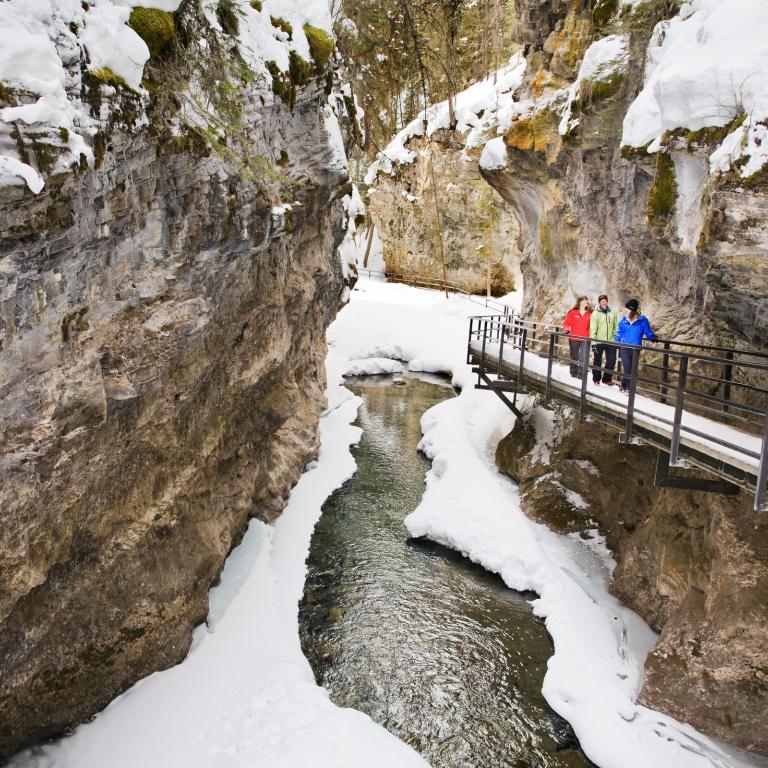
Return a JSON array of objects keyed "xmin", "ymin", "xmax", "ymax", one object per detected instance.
[
  {"xmin": 598, "ymin": 294, "xmax": 608, "ymax": 301},
  {"xmin": 625, "ymin": 299, "xmax": 639, "ymax": 312}
]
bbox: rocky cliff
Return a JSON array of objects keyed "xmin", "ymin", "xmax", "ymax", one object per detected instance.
[
  {"xmin": 365, "ymin": 58, "xmax": 527, "ymax": 296},
  {"xmin": 0, "ymin": 0, "xmax": 351, "ymax": 757},
  {"xmin": 368, "ymin": 129, "xmax": 523, "ymax": 295}
]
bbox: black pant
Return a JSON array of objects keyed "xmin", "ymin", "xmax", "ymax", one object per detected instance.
[
  {"xmin": 619, "ymin": 347, "xmax": 634, "ymax": 389},
  {"xmin": 592, "ymin": 343, "xmax": 616, "ymax": 383},
  {"xmin": 569, "ymin": 338, "xmax": 587, "ymax": 378}
]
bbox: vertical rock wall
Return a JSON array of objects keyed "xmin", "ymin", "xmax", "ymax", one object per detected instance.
[
  {"xmin": 369, "ymin": 130, "xmax": 523, "ymax": 296},
  {"xmin": 0, "ymin": 76, "xmax": 351, "ymax": 757}
]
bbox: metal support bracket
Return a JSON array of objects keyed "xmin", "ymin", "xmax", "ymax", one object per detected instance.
[
  {"xmin": 618, "ymin": 433, "xmax": 644, "ymax": 445},
  {"xmin": 475, "ymin": 371, "xmax": 523, "ymax": 418},
  {"xmin": 655, "ymin": 450, "xmax": 740, "ymax": 496}
]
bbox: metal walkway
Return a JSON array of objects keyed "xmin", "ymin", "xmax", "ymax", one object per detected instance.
[{"xmin": 468, "ymin": 315, "xmax": 768, "ymax": 511}]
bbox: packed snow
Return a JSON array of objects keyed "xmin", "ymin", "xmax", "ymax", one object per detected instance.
[
  {"xmin": 365, "ymin": 53, "xmax": 527, "ymax": 183},
  {"xmin": 0, "ymin": 0, "xmax": 338, "ymax": 193},
  {"xmin": 622, "ymin": 0, "xmax": 768, "ymax": 178}
]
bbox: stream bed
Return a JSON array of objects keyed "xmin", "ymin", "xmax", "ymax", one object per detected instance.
[{"xmin": 300, "ymin": 373, "xmax": 594, "ymax": 768}]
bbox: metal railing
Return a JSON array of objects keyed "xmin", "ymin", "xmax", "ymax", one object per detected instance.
[
  {"xmin": 356, "ymin": 268, "xmax": 517, "ymax": 316},
  {"xmin": 468, "ymin": 315, "xmax": 768, "ymax": 511}
]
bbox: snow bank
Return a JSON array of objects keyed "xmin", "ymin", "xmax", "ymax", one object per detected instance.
[
  {"xmin": 365, "ymin": 53, "xmax": 527, "ymax": 183},
  {"xmin": 622, "ymin": 0, "xmax": 768, "ymax": 178},
  {"xmin": 328, "ymin": 276, "xmax": 760, "ymax": 768},
  {"xmin": 479, "ymin": 136, "xmax": 507, "ymax": 170},
  {"xmin": 8, "ymin": 314, "xmax": 427, "ymax": 768},
  {"xmin": 342, "ymin": 357, "xmax": 403, "ymax": 376}
]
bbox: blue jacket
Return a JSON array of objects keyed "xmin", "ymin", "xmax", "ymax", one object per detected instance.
[{"xmin": 615, "ymin": 314, "xmax": 656, "ymax": 346}]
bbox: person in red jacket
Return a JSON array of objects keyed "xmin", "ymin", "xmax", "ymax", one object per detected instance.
[{"xmin": 563, "ymin": 296, "xmax": 593, "ymax": 378}]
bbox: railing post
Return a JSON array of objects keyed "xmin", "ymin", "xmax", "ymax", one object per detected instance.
[
  {"xmin": 579, "ymin": 339, "xmax": 590, "ymax": 421},
  {"xmin": 498, "ymin": 323, "xmax": 506, "ymax": 377},
  {"xmin": 622, "ymin": 346, "xmax": 641, "ymax": 442},
  {"xmin": 661, "ymin": 340, "xmax": 670, "ymax": 405},
  {"xmin": 669, "ymin": 355, "xmax": 689, "ymax": 466},
  {"xmin": 545, "ymin": 333, "xmax": 555, "ymax": 405},
  {"xmin": 754, "ymin": 405, "xmax": 768, "ymax": 511},
  {"xmin": 724, "ymin": 350, "xmax": 733, "ymax": 413},
  {"xmin": 515, "ymin": 328, "xmax": 527, "ymax": 407},
  {"xmin": 467, "ymin": 318, "xmax": 474, "ymax": 364},
  {"xmin": 481, "ymin": 320, "xmax": 488, "ymax": 369}
]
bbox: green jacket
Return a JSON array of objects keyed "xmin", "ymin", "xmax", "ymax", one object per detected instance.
[{"xmin": 589, "ymin": 306, "xmax": 618, "ymax": 343}]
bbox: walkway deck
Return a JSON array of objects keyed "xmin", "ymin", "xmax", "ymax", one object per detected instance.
[{"xmin": 468, "ymin": 316, "xmax": 768, "ymax": 510}]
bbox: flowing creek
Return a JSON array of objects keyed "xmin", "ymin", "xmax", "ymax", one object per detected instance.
[{"xmin": 300, "ymin": 373, "xmax": 594, "ymax": 768}]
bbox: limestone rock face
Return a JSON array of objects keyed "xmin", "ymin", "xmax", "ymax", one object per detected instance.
[
  {"xmin": 483, "ymin": 0, "xmax": 768, "ymax": 350},
  {"xmin": 368, "ymin": 130, "xmax": 523, "ymax": 296},
  {"xmin": 496, "ymin": 397, "xmax": 768, "ymax": 755},
  {"xmin": 0, "ymin": 79, "xmax": 350, "ymax": 756}
]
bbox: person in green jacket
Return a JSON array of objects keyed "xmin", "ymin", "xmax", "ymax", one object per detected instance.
[{"xmin": 589, "ymin": 294, "xmax": 619, "ymax": 385}]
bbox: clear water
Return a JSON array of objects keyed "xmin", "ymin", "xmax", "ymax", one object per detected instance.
[{"xmin": 300, "ymin": 373, "xmax": 594, "ymax": 768}]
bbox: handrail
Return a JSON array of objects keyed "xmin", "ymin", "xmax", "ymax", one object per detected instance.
[{"xmin": 467, "ymin": 315, "xmax": 768, "ymax": 512}]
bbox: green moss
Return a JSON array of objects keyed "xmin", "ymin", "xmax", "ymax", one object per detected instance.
[
  {"xmin": 289, "ymin": 50, "xmax": 310, "ymax": 87},
  {"xmin": 592, "ymin": 0, "xmax": 618, "ymax": 29},
  {"xmin": 303, "ymin": 24, "xmax": 334, "ymax": 71},
  {"xmin": 276, "ymin": 149, "xmax": 289, "ymax": 168},
  {"xmin": 59, "ymin": 126, "xmax": 69, "ymax": 142},
  {"xmin": 266, "ymin": 60, "xmax": 286, "ymax": 95},
  {"xmin": 216, "ymin": 0, "xmax": 239, "ymax": 35},
  {"xmin": 88, "ymin": 67, "xmax": 139, "ymax": 95},
  {"xmin": 93, "ymin": 130, "xmax": 107, "ymax": 170},
  {"xmin": 270, "ymin": 16, "xmax": 292, "ymax": 39},
  {"xmin": 620, "ymin": 141, "xmax": 653, "ymax": 160},
  {"xmin": 128, "ymin": 7, "xmax": 174, "ymax": 57},
  {"xmin": 249, "ymin": 0, "xmax": 261, "ymax": 9},
  {"xmin": 79, "ymin": 152, "xmax": 89, "ymax": 172},
  {"xmin": 586, "ymin": 72, "xmax": 624, "ymax": 103},
  {"xmin": 11, "ymin": 124, "xmax": 30, "ymax": 165},
  {"xmin": 647, "ymin": 151, "xmax": 677, "ymax": 232},
  {"xmin": 686, "ymin": 113, "xmax": 748, "ymax": 152}
]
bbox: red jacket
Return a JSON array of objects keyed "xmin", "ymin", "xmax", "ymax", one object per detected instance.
[{"xmin": 563, "ymin": 309, "xmax": 592, "ymax": 338}]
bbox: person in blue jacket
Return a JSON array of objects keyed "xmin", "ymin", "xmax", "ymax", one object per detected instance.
[{"xmin": 615, "ymin": 299, "xmax": 655, "ymax": 392}]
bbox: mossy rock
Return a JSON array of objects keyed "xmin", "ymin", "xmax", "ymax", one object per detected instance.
[
  {"xmin": 88, "ymin": 67, "xmax": 138, "ymax": 96},
  {"xmin": 647, "ymin": 151, "xmax": 677, "ymax": 234},
  {"xmin": 586, "ymin": 72, "xmax": 624, "ymax": 104},
  {"xmin": 289, "ymin": 50, "xmax": 310, "ymax": 87},
  {"xmin": 216, "ymin": 0, "xmax": 239, "ymax": 35},
  {"xmin": 303, "ymin": 24, "xmax": 334, "ymax": 71},
  {"xmin": 270, "ymin": 16, "xmax": 292, "ymax": 39},
  {"xmin": 128, "ymin": 7, "xmax": 174, "ymax": 57},
  {"xmin": 592, "ymin": 0, "xmax": 618, "ymax": 29},
  {"xmin": 249, "ymin": 0, "xmax": 261, "ymax": 9},
  {"xmin": 620, "ymin": 141, "xmax": 653, "ymax": 160}
]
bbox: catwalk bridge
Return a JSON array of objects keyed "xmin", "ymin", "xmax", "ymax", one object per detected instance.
[{"xmin": 468, "ymin": 314, "xmax": 768, "ymax": 512}]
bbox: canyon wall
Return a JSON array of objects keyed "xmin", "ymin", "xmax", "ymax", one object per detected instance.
[
  {"xmin": 0, "ymin": 3, "xmax": 351, "ymax": 757},
  {"xmin": 368, "ymin": 130, "xmax": 523, "ymax": 296},
  {"xmin": 486, "ymin": 0, "xmax": 768, "ymax": 754}
]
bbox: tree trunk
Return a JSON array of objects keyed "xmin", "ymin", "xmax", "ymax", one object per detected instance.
[{"xmin": 363, "ymin": 222, "xmax": 375, "ymax": 269}]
